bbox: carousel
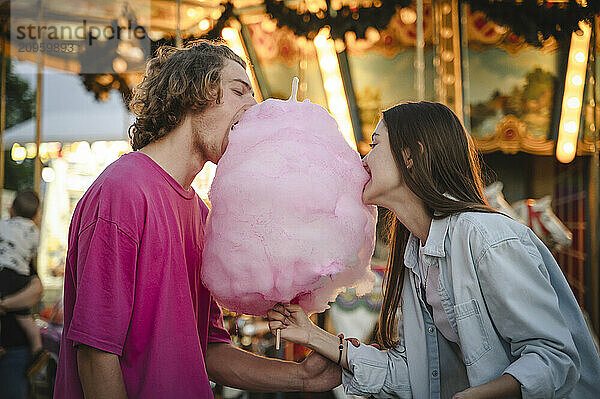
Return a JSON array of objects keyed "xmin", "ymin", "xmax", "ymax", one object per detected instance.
[{"xmin": 1, "ymin": 1, "xmax": 599, "ymax": 396}]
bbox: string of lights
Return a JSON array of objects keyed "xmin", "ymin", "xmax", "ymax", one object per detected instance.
[{"xmin": 265, "ymin": 0, "xmax": 598, "ymax": 46}]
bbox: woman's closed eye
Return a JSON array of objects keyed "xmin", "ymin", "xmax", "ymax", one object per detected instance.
[{"xmin": 369, "ymin": 142, "xmax": 377, "ymax": 149}]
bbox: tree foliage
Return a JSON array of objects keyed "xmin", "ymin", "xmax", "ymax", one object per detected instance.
[{"xmin": 2, "ymin": 53, "xmax": 36, "ymax": 191}]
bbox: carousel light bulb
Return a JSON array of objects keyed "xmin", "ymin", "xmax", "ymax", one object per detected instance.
[
  {"xmin": 117, "ymin": 41, "xmax": 131, "ymax": 54},
  {"xmin": 574, "ymin": 51, "xmax": 586, "ymax": 63},
  {"xmin": 441, "ymin": 50, "xmax": 454, "ymax": 62},
  {"xmin": 366, "ymin": 27, "xmax": 380, "ymax": 43},
  {"xmin": 399, "ymin": 8, "xmax": 417, "ymax": 24},
  {"xmin": 345, "ymin": 31, "xmax": 356, "ymax": 43},
  {"xmin": 571, "ymin": 75, "xmax": 583, "ymax": 86},
  {"xmin": 42, "ymin": 167, "xmax": 56, "ymax": 183},
  {"xmin": 199, "ymin": 19, "xmax": 210, "ymax": 31},
  {"xmin": 567, "ymin": 97, "xmax": 581, "ymax": 109},
  {"xmin": 442, "ymin": 74, "xmax": 455, "ymax": 85},
  {"xmin": 221, "ymin": 27, "xmax": 236, "ymax": 41},
  {"xmin": 187, "ymin": 8, "xmax": 197, "ymax": 18},
  {"xmin": 39, "ymin": 143, "xmax": 49, "ymax": 161},
  {"xmin": 308, "ymin": 2, "xmax": 320, "ymax": 13},
  {"xmin": 564, "ymin": 121, "xmax": 578, "ymax": 133},
  {"xmin": 319, "ymin": 55, "xmax": 338, "ymax": 72},
  {"xmin": 25, "ymin": 143, "xmax": 37, "ymax": 159},
  {"xmin": 562, "ymin": 142, "xmax": 575, "ymax": 154},
  {"xmin": 261, "ymin": 19, "xmax": 277, "ymax": 33},
  {"xmin": 112, "ymin": 57, "xmax": 127, "ymax": 74},
  {"xmin": 334, "ymin": 39, "xmax": 346, "ymax": 52},
  {"xmin": 314, "ymin": 34, "xmax": 328, "ymax": 48},
  {"xmin": 324, "ymin": 76, "xmax": 343, "ymax": 93},
  {"xmin": 441, "ymin": 28, "xmax": 453, "ymax": 39},
  {"xmin": 11, "ymin": 144, "xmax": 26, "ymax": 162},
  {"xmin": 494, "ymin": 25, "xmax": 508, "ymax": 34}
]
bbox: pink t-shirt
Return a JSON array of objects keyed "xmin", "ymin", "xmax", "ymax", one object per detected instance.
[{"xmin": 54, "ymin": 152, "xmax": 231, "ymax": 398}]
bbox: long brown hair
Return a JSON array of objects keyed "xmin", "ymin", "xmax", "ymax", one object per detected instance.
[
  {"xmin": 128, "ymin": 41, "xmax": 246, "ymax": 150},
  {"xmin": 376, "ymin": 102, "xmax": 496, "ymax": 349}
]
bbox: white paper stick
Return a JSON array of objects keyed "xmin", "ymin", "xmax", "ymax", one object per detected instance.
[{"xmin": 276, "ymin": 328, "xmax": 281, "ymax": 350}]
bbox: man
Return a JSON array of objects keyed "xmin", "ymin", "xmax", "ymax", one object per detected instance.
[{"xmin": 54, "ymin": 42, "xmax": 341, "ymax": 398}]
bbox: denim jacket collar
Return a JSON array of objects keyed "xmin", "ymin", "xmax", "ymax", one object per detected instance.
[{"xmin": 404, "ymin": 215, "xmax": 451, "ymax": 270}]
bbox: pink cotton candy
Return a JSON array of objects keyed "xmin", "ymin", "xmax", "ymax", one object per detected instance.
[{"xmin": 201, "ymin": 79, "xmax": 377, "ymax": 316}]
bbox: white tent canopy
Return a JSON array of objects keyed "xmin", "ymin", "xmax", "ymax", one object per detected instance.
[
  {"xmin": 3, "ymin": 109, "xmax": 134, "ymax": 148},
  {"xmin": 3, "ymin": 61, "xmax": 134, "ymax": 149}
]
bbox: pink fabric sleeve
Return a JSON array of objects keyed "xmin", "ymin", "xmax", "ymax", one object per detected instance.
[
  {"xmin": 66, "ymin": 218, "xmax": 138, "ymax": 355},
  {"xmin": 207, "ymin": 296, "xmax": 231, "ymax": 344}
]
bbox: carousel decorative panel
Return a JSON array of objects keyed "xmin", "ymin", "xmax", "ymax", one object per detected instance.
[
  {"xmin": 245, "ymin": 16, "xmax": 328, "ymax": 106},
  {"xmin": 345, "ymin": 6, "xmax": 436, "ymax": 145},
  {"xmin": 464, "ymin": 7, "xmax": 559, "ymax": 155}
]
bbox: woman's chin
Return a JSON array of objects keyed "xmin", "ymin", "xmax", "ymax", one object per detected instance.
[{"xmin": 362, "ymin": 188, "xmax": 375, "ymax": 206}]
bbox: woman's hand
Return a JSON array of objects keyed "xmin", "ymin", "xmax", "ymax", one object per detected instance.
[{"xmin": 267, "ymin": 303, "xmax": 316, "ymax": 346}]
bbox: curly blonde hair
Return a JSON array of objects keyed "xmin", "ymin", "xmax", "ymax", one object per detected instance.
[{"xmin": 128, "ymin": 41, "xmax": 246, "ymax": 150}]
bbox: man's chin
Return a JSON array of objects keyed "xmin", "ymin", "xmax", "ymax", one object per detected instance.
[{"xmin": 219, "ymin": 132, "xmax": 230, "ymax": 160}]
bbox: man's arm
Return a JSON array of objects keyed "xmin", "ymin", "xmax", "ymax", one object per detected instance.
[
  {"xmin": 0, "ymin": 275, "xmax": 43, "ymax": 312},
  {"xmin": 206, "ymin": 342, "xmax": 341, "ymax": 392},
  {"xmin": 453, "ymin": 374, "xmax": 521, "ymax": 399},
  {"xmin": 77, "ymin": 345, "xmax": 128, "ymax": 399}
]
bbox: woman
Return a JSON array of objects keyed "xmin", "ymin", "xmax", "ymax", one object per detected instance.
[{"xmin": 268, "ymin": 102, "xmax": 600, "ymax": 398}]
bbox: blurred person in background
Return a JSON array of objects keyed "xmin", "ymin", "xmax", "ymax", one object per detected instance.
[{"xmin": 0, "ymin": 190, "xmax": 50, "ymax": 399}]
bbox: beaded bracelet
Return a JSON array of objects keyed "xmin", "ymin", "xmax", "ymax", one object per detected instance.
[{"xmin": 337, "ymin": 334, "xmax": 344, "ymax": 365}]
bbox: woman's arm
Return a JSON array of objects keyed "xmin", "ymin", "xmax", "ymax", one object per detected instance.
[
  {"xmin": 268, "ymin": 304, "xmax": 350, "ymax": 369},
  {"xmin": 473, "ymin": 236, "xmax": 580, "ymax": 398}
]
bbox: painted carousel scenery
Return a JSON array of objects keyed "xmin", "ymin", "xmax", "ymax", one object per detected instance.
[
  {"xmin": 468, "ymin": 48, "xmax": 558, "ymax": 139},
  {"xmin": 0, "ymin": 1, "xmax": 599, "ymax": 398}
]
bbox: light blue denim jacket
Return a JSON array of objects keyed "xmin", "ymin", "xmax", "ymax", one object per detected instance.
[{"xmin": 342, "ymin": 212, "xmax": 600, "ymax": 398}]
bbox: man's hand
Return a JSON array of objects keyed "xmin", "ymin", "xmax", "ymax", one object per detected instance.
[
  {"xmin": 452, "ymin": 374, "xmax": 521, "ymax": 399},
  {"xmin": 299, "ymin": 350, "xmax": 342, "ymax": 392}
]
